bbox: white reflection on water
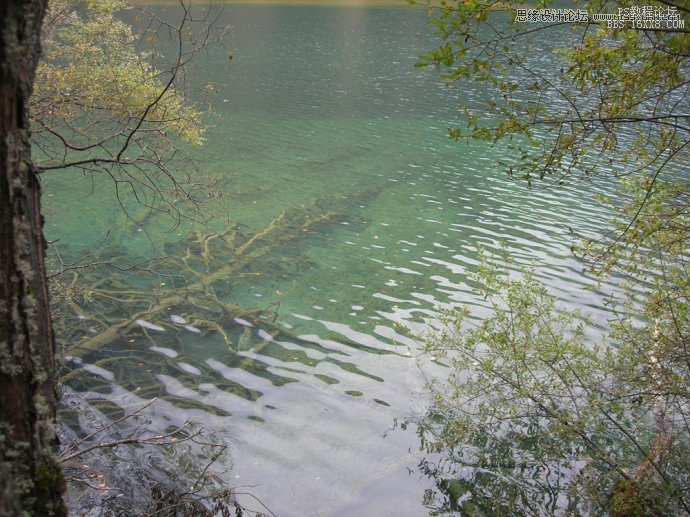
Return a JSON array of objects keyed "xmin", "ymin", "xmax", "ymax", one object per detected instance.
[{"xmin": 49, "ymin": 4, "xmax": 623, "ymax": 516}]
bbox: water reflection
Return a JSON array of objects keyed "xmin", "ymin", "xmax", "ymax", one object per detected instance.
[{"xmin": 47, "ymin": 4, "xmax": 618, "ymax": 515}]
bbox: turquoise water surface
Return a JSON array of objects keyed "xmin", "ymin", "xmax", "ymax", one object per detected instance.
[{"xmin": 43, "ymin": 4, "xmax": 618, "ymax": 515}]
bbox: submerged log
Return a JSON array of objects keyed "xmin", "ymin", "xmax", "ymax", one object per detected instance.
[{"xmin": 67, "ymin": 203, "xmax": 337, "ymax": 356}]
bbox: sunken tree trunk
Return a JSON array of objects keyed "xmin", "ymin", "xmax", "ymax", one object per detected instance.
[{"xmin": 0, "ymin": 0, "xmax": 66, "ymax": 514}]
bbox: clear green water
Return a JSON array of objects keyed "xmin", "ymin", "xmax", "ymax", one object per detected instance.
[{"xmin": 43, "ymin": 5, "xmax": 618, "ymax": 515}]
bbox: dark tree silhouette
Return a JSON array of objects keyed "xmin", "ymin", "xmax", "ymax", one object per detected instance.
[{"xmin": 0, "ymin": 0, "xmax": 66, "ymax": 514}]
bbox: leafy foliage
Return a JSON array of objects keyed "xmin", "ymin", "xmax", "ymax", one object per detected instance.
[
  {"xmin": 413, "ymin": 1, "xmax": 690, "ymax": 514},
  {"xmin": 34, "ymin": 0, "xmax": 204, "ymax": 150},
  {"xmin": 31, "ymin": 0, "xmax": 224, "ymax": 223},
  {"xmin": 415, "ymin": 0, "xmax": 689, "ymax": 185},
  {"xmin": 419, "ymin": 250, "xmax": 689, "ymax": 515}
]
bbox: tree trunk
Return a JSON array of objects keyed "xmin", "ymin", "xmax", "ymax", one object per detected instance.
[{"xmin": 0, "ymin": 0, "xmax": 66, "ymax": 515}]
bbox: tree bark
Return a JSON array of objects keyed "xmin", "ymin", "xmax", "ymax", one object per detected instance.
[{"xmin": 0, "ymin": 0, "xmax": 66, "ymax": 515}]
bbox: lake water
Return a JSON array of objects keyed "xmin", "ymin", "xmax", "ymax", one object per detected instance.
[{"xmin": 43, "ymin": 4, "xmax": 618, "ymax": 516}]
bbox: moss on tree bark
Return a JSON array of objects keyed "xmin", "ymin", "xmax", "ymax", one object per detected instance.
[{"xmin": 0, "ymin": 0, "xmax": 67, "ymax": 514}]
